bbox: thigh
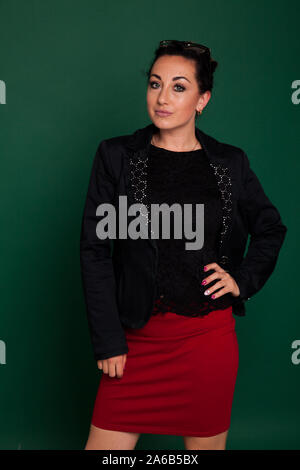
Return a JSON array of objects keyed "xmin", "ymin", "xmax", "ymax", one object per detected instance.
[
  {"xmin": 85, "ymin": 423, "xmax": 140, "ymax": 450},
  {"xmin": 183, "ymin": 429, "xmax": 229, "ymax": 450},
  {"xmin": 188, "ymin": 322, "xmax": 239, "ymax": 435}
]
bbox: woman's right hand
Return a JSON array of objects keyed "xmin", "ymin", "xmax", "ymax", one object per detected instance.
[{"xmin": 97, "ymin": 354, "xmax": 127, "ymax": 378}]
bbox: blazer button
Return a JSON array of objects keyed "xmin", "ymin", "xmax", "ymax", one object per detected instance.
[{"xmin": 247, "ymin": 297, "xmax": 251, "ymax": 300}]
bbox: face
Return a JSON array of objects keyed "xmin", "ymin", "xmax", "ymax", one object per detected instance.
[{"xmin": 147, "ymin": 54, "xmax": 211, "ymax": 130}]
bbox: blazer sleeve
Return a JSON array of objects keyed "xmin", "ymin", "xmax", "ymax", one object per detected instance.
[
  {"xmin": 80, "ymin": 139, "xmax": 129, "ymax": 361},
  {"xmin": 229, "ymin": 150, "xmax": 288, "ymax": 302}
]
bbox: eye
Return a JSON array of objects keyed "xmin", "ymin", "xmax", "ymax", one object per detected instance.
[
  {"xmin": 149, "ymin": 80, "xmax": 160, "ymax": 89},
  {"xmin": 149, "ymin": 81, "xmax": 186, "ymax": 92},
  {"xmin": 174, "ymin": 84, "xmax": 185, "ymax": 92}
]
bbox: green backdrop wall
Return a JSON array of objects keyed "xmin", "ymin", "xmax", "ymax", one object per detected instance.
[{"xmin": 0, "ymin": 0, "xmax": 298, "ymax": 450}]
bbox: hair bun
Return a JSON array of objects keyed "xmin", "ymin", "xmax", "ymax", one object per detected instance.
[{"xmin": 210, "ymin": 59, "xmax": 218, "ymax": 74}]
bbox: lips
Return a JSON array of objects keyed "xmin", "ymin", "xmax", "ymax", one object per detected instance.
[{"xmin": 155, "ymin": 110, "xmax": 172, "ymax": 116}]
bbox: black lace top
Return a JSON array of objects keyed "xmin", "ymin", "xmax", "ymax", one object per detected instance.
[{"xmin": 147, "ymin": 143, "xmax": 233, "ymax": 317}]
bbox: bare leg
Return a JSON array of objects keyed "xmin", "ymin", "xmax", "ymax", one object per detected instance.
[
  {"xmin": 84, "ymin": 423, "xmax": 140, "ymax": 450},
  {"xmin": 183, "ymin": 429, "xmax": 229, "ymax": 450}
]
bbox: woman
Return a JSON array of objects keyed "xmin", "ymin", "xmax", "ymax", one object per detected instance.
[{"xmin": 80, "ymin": 40, "xmax": 287, "ymax": 450}]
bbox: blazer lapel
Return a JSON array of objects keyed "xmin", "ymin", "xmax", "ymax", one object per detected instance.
[{"xmin": 123, "ymin": 123, "xmax": 237, "ymax": 267}]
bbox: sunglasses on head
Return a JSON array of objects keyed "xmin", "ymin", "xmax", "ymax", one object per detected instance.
[{"xmin": 159, "ymin": 39, "xmax": 211, "ymax": 57}]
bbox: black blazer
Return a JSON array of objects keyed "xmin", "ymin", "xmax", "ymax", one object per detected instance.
[{"xmin": 80, "ymin": 123, "xmax": 288, "ymax": 361}]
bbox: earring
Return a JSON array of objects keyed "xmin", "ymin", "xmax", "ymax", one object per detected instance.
[{"xmin": 196, "ymin": 109, "xmax": 203, "ymax": 116}]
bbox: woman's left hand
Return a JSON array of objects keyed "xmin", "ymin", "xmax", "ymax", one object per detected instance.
[{"xmin": 201, "ymin": 262, "xmax": 240, "ymax": 299}]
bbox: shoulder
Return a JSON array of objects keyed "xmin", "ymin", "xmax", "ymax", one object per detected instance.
[
  {"xmin": 220, "ymin": 140, "xmax": 249, "ymax": 174},
  {"xmin": 215, "ymin": 136, "xmax": 247, "ymax": 163},
  {"xmin": 217, "ymin": 137, "xmax": 252, "ymax": 180},
  {"xmin": 211, "ymin": 135, "xmax": 258, "ymax": 187},
  {"xmin": 93, "ymin": 132, "xmax": 132, "ymax": 181},
  {"xmin": 200, "ymin": 130, "xmax": 252, "ymax": 187},
  {"xmin": 96, "ymin": 133, "xmax": 131, "ymax": 155},
  {"xmin": 94, "ymin": 131, "xmax": 131, "ymax": 160},
  {"xmin": 197, "ymin": 127, "xmax": 247, "ymax": 164}
]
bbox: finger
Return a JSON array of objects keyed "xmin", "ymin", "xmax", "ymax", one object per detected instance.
[
  {"xmin": 98, "ymin": 360, "xmax": 103, "ymax": 370},
  {"xmin": 203, "ymin": 278, "xmax": 227, "ymax": 296},
  {"xmin": 202, "ymin": 270, "xmax": 228, "ymax": 286},
  {"xmin": 108, "ymin": 359, "xmax": 117, "ymax": 378},
  {"xmin": 204, "ymin": 262, "xmax": 224, "ymax": 273},
  {"xmin": 102, "ymin": 359, "xmax": 108, "ymax": 374},
  {"xmin": 210, "ymin": 286, "xmax": 231, "ymax": 299},
  {"xmin": 116, "ymin": 359, "xmax": 124, "ymax": 379}
]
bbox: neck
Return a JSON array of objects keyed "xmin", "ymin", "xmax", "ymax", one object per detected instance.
[{"xmin": 151, "ymin": 125, "xmax": 202, "ymax": 151}]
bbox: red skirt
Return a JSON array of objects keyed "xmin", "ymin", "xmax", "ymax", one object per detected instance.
[{"xmin": 91, "ymin": 305, "xmax": 239, "ymax": 437}]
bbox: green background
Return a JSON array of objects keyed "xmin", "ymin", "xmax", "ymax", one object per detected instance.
[{"xmin": 0, "ymin": 0, "xmax": 298, "ymax": 450}]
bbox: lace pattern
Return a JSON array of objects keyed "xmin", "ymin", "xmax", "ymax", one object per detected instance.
[
  {"xmin": 146, "ymin": 144, "xmax": 233, "ymax": 317},
  {"xmin": 209, "ymin": 163, "xmax": 233, "ymax": 247}
]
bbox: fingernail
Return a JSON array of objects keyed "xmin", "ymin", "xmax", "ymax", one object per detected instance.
[
  {"xmin": 211, "ymin": 294, "xmax": 216, "ymax": 299},
  {"xmin": 204, "ymin": 266, "xmax": 207, "ymax": 271},
  {"xmin": 204, "ymin": 290, "xmax": 210, "ymax": 295},
  {"xmin": 201, "ymin": 280, "xmax": 206, "ymax": 285}
]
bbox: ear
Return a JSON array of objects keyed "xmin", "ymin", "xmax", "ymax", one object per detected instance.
[{"xmin": 197, "ymin": 90, "xmax": 211, "ymax": 111}]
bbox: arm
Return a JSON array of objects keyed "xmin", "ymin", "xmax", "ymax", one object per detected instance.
[
  {"xmin": 229, "ymin": 150, "xmax": 288, "ymax": 302},
  {"xmin": 80, "ymin": 139, "xmax": 129, "ymax": 361}
]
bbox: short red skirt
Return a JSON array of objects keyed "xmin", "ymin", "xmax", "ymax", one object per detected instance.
[{"xmin": 91, "ymin": 305, "xmax": 239, "ymax": 437}]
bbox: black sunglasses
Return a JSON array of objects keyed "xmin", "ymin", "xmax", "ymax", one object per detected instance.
[{"xmin": 159, "ymin": 39, "xmax": 211, "ymax": 56}]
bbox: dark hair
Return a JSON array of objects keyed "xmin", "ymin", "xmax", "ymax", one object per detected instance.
[{"xmin": 144, "ymin": 40, "xmax": 218, "ymax": 118}]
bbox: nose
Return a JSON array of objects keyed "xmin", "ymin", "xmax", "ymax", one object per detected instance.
[{"xmin": 157, "ymin": 86, "xmax": 169, "ymax": 104}]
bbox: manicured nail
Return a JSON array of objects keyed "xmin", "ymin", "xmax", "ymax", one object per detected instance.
[
  {"xmin": 201, "ymin": 280, "xmax": 207, "ymax": 285},
  {"xmin": 204, "ymin": 266, "xmax": 207, "ymax": 271},
  {"xmin": 211, "ymin": 294, "xmax": 216, "ymax": 299},
  {"xmin": 204, "ymin": 290, "xmax": 210, "ymax": 295}
]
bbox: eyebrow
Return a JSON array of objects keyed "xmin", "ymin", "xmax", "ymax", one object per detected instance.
[{"xmin": 149, "ymin": 73, "xmax": 191, "ymax": 83}]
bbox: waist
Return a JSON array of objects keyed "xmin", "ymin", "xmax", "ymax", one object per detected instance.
[{"xmin": 125, "ymin": 305, "xmax": 234, "ymax": 339}]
